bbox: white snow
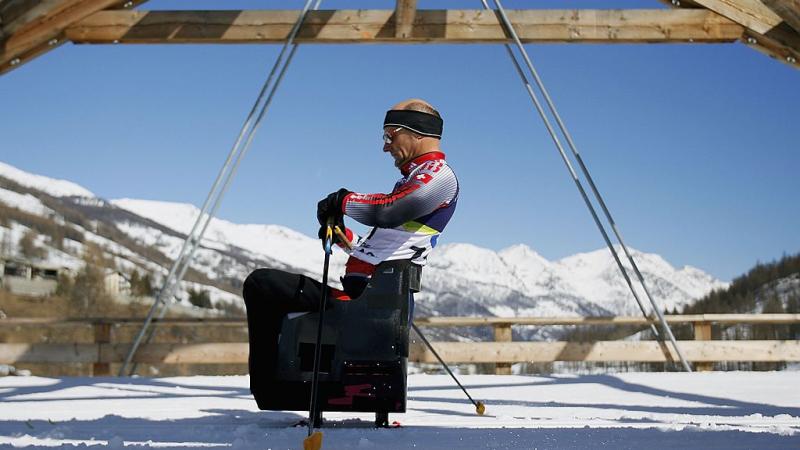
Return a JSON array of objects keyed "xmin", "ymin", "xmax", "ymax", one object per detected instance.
[
  {"xmin": 0, "ymin": 372, "xmax": 797, "ymax": 449},
  {"xmin": 110, "ymin": 198, "xmax": 348, "ymax": 277},
  {"xmin": 425, "ymin": 243, "xmax": 728, "ymax": 327},
  {"xmin": 0, "ymin": 161, "xmax": 94, "ymax": 198},
  {"xmin": 0, "ymin": 188, "xmax": 55, "ymax": 217}
]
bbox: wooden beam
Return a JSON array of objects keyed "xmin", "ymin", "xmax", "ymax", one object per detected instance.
[
  {"xmin": 2, "ymin": 340, "xmax": 799, "ymax": 364},
  {"xmin": 762, "ymin": 0, "xmax": 800, "ymax": 34},
  {"xmin": 101, "ymin": 343, "xmax": 248, "ymax": 364},
  {"xmin": 656, "ymin": 0, "xmax": 704, "ymax": 8},
  {"xmin": 413, "ymin": 313, "xmax": 800, "ymax": 327},
  {"xmin": 0, "ymin": 34, "xmax": 66, "ymax": 74},
  {"xmin": 689, "ymin": 0, "xmax": 800, "ymax": 67},
  {"xmin": 0, "ymin": 343, "xmax": 249, "ymax": 364},
  {"xmin": 690, "ymin": 0, "xmax": 781, "ymax": 34},
  {"xmin": 92, "ymin": 321, "xmax": 112, "ymax": 376},
  {"xmin": 1, "ymin": 0, "xmax": 63, "ymax": 37},
  {"xmin": 409, "ymin": 340, "xmax": 800, "ymax": 364},
  {"xmin": 743, "ymin": 28, "xmax": 800, "ymax": 65},
  {"xmin": 693, "ymin": 321, "xmax": 714, "ymax": 371},
  {"xmin": 394, "ymin": 0, "xmax": 416, "ymax": 39},
  {"xmin": 0, "ymin": 0, "xmax": 146, "ymax": 75},
  {"xmin": 64, "ymin": 9, "xmax": 743, "ymax": 45},
  {"xmin": 493, "ymin": 323, "xmax": 512, "ymax": 375},
  {"xmin": 2, "ymin": 313, "xmax": 799, "ymax": 327},
  {"xmin": 0, "ymin": 343, "xmax": 99, "ymax": 363}
]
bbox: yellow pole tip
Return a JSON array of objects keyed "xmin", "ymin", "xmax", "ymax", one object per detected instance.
[
  {"xmin": 303, "ymin": 431, "xmax": 323, "ymax": 450},
  {"xmin": 476, "ymin": 401, "xmax": 486, "ymax": 415}
]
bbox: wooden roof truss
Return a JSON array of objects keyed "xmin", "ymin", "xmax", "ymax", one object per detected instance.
[{"xmin": 1, "ymin": 0, "xmax": 798, "ymax": 75}]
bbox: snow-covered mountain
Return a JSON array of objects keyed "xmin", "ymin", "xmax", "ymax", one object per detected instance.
[
  {"xmin": 0, "ymin": 161, "xmax": 728, "ymax": 339},
  {"xmin": 0, "ymin": 162, "xmax": 94, "ymax": 198}
]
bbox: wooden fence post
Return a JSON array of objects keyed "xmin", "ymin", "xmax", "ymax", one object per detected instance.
[
  {"xmin": 493, "ymin": 324, "xmax": 512, "ymax": 375},
  {"xmin": 693, "ymin": 321, "xmax": 713, "ymax": 371},
  {"xmin": 92, "ymin": 321, "xmax": 112, "ymax": 376}
]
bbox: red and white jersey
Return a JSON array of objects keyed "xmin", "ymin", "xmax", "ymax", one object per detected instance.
[{"xmin": 341, "ymin": 151, "xmax": 459, "ymax": 276}]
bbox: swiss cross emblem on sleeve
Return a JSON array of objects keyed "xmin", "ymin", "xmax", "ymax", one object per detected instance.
[{"xmin": 415, "ymin": 173, "xmax": 433, "ymax": 183}]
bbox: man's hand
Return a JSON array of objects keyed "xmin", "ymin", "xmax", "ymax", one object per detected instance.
[
  {"xmin": 317, "ymin": 221, "xmax": 345, "ymax": 245},
  {"xmin": 316, "ymin": 188, "xmax": 351, "ymax": 226}
]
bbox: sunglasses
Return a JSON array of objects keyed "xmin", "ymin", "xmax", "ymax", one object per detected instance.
[{"xmin": 382, "ymin": 127, "xmax": 403, "ymax": 144}]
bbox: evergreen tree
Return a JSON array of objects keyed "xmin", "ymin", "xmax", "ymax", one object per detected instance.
[
  {"xmin": 55, "ymin": 272, "xmax": 73, "ymax": 297},
  {"xmin": 188, "ymin": 288, "xmax": 212, "ymax": 308},
  {"xmin": 139, "ymin": 272, "xmax": 154, "ymax": 297},
  {"xmin": 129, "ymin": 270, "xmax": 155, "ymax": 297},
  {"xmin": 684, "ymin": 251, "xmax": 800, "ymax": 314},
  {"xmin": 18, "ymin": 229, "xmax": 46, "ymax": 259},
  {"xmin": 756, "ymin": 295, "xmax": 784, "ymax": 341},
  {"xmin": 69, "ymin": 244, "xmax": 112, "ymax": 316},
  {"xmin": 129, "ymin": 270, "xmax": 141, "ymax": 295},
  {"xmin": 786, "ymin": 294, "xmax": 800, "ymax": 340}
]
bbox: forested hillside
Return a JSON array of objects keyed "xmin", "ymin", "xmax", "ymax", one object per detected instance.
[{"xmin": 683, "ymin": 252, "xmax": 800, "ymax": 316}]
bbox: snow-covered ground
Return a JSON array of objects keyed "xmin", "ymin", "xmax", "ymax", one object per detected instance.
[{"xmin": 0, "ymin": 373, "xmax": 797, "ymax": 449}]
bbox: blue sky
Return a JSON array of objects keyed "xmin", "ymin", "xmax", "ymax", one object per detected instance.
[{"xmin": 1, "ymin": 0, "xmax": 798, "ymax": 281}]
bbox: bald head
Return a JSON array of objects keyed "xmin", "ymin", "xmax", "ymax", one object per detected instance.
[
  {"xmin": 392, "ymin": 98, "xmax": 441, "ymax": 119},
  {"xmin": 383, "ymin": 98, "xmax": 443, "ymax": 168}
]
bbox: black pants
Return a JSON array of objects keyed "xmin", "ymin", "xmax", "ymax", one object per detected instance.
[{"xmin": 241, "ymin": 268, "xmax": 366, "ymax": 391}]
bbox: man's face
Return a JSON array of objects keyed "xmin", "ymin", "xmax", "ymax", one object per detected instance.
[{"xmin": 383, "ymin": 126, "xmax": 418, "ymax": 168}]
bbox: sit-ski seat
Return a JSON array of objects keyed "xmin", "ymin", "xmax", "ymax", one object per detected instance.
[{"xmin": 252, "ymin": 260, "xmax": 421, "ymax": 427}]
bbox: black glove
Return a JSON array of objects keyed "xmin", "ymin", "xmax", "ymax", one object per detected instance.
[{"xmin": 316, "ymin": 188, "xmax": 351, "ymax": 226}]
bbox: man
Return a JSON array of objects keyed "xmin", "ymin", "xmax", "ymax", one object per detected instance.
[{"xmin": 242, "ymin": 99, "xmax": 459, "ymax": 393}]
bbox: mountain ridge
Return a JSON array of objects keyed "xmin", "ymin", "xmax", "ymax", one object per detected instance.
[{"xmin": 0, "ymin": 161, "xmax": 728, "ymax": 340}]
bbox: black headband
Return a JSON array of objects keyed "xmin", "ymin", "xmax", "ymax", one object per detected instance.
[{"xmin": 384, "ymin": 110, "xmax": 443, "ymax": 139}]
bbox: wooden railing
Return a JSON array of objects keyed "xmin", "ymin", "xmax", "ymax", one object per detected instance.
[
  {"xmin": 414, "ymin": 314, "xmax": 800, "ymax": 373},
  {"xmin": 1, "ymin": 314, "xmax": 798, "ymax": 375}
]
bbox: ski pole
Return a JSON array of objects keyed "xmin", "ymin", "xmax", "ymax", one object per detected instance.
[
  {"xmin": 411, "ymin": 323, "xmax": 486, "ymax": 416},
  {"xmin": 485, "ymin": 0, "xmax": 691, "ymax": 371},
  {"xmin": 304, "ymin": 221, "xmax": 334, "ymax": 450},
  {"xmin": 120, "ymin": 0, "xmax": 322, "ymax": 377}
]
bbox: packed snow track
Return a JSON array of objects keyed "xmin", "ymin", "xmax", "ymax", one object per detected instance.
[{"xmin": 0, "ymin": 372, "xmax": 798, "ymax": 449}]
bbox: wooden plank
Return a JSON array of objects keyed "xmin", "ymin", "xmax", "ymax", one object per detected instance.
[
  {"xmin": 409, "ymin": 340, "xmax": 800, "ymax": 363},
  {"xmin": 0, "ymin": 317, "xmax": 249, "ymax": 325},
  {"xmin": 691, "ymin": 0, "xmax": 783, "ymax": 34},
  {"xmin": 687, "ymin": 313, "xmax": 800, "ymax": 324},
  {"xmin": 690, "ymin": 0, "xmax": 800, "ymax": 67},
  {"xmin": 2, "ymin": 0, "xmax": 117, "ymax": 62},
  {"xmin": 92, "ymin": 322, "xmax": 112, "ymax": 376},
  {"xmin": 1, "ymin": 0, "xmax": 63, "ymax": 37},
  {"xmin": 493, "ymin": 323, "xmax": 512, "ymax": 375},
  {"xmin": 2, "ymin": 313, "xmax": 799, "ymax": 328},
  {"xmin": 762, "ymin": 0, "xmax": 800, "ymax": 34},
  {"xmin": 3, "ymin": 340, "xmax": 798, "ymax": 364},
  {"xmin": 693, "ymin": 322, "xmax": 712, "ymax": 340},
  {"xmin": 395, "ymin": 0, "xmax": 416, "ymax": 39},
  {"xmin": 64, "ymin": 9, "xmax": 743, "ymax": 45},
  {"xmin": 493, "ymin": 324, "xmax": 512, "ymax": 342},
  {"xmin": 413, "ymin": 314, "xmax": 800, "ymax": 327},
  {"xmin": 0, "ymin": 0, "xmax": 147, "ymax": 75},
  {"xmin": 693, "ymin": 322, "xmax": 714, "ymax": 371},
  {"xmin": 0, "ymin": 343, "xmax": 99, "ymax": 363},
  {"xmin": 656, "ymin": 0, "xmax": 704, "ymax": 8},
  {"xmin": 416, "ymin": 316, "xmax": 650, "ymax": 326},
  {"xmin": 743, "ymin": 29, "xmax": 800, "ymax": 66},
  {"xmin": 0, "ymin": 0, "xmax": 63, "ymax": 63},
  {"xmin": 100, "ymin": 343, "xmax": 248, "ymax": 364}
]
